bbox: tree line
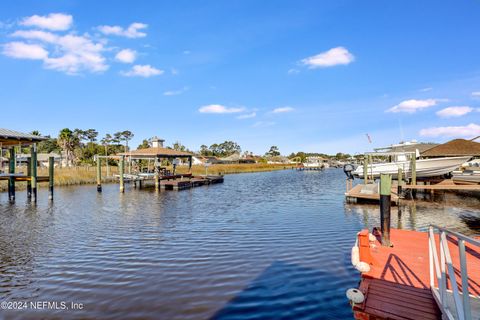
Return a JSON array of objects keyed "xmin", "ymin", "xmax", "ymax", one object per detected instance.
[{"xmin": 29, "ymin": 129, "xmax": 355, "ymax": 166}]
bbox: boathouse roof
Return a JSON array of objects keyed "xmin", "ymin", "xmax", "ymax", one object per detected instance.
[
  {"xmin": 421, "ymin": 138, "xmax": 480, "ymax": 157},
  {"xmin": 0, "ymin": 128, "xmax": 47, "ymax": 147},
  {"xmin": 120, "ymin": 147, "xmax": 193, "ymax": 159}
]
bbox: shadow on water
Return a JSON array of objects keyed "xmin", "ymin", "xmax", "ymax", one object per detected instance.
[{"xmin": 211, "ymin": 261, "xmax": 351, "ymax": 320}]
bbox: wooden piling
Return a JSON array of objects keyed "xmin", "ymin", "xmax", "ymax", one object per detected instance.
[
  {"xmin": 397, "ymin": 168, "xmax": 403, "ymax": 195},
  {"xmin": 8, "ymin": 147, "xmax": 15, "ymax": 201},
  {"xmin": 48, "ymin": 156, "xmax": 54, "ymax": 200},
  {"xmin": 26, "ymin": 158, "xmax": 32, "ymax": 198},
  {"xmin": 31, "ymin": 144, "xmax": 37, "ymax": 202},
  {"xmin": 96, "ymin": 156, "xmax": 102, "ymax": 192},
  {"xmin": 119, "ymin": 156, "xmax": 125, "ymax": 193},
  {"xmin": 363, "ymin": 155, "xmax": 369, "ymax": 185},
  {"xmin": 380, "ymin": 174, "xmax": 392, "ymax": 247},
  {"xmin": 410, "ymin": 155, "xmax": 416, "ymax": 185},
  {"xmin": 410, "ymin": 155, "xmax": 417, "ymax": 198}
]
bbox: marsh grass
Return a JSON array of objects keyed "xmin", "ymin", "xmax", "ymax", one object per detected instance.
[{"xmin": 0, "ymin": 163, "xmax": 293, "ymax": 192}]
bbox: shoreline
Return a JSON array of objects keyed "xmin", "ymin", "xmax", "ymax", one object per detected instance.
[{"xmin": 0, "ymin": 163, "xmax": 296, "ymax": 192}]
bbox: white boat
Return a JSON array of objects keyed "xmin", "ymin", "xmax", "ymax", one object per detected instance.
[
  {"xmin": 302, "ymin": 156, "xmax": 328, "ymax": 169},
  {"xmin": 354, "ymin": 153, "xmax": 471, "ymax": 179},
  {"xmin": 453, "ymin": 170, "xmax": 480, "ymax": 184}
]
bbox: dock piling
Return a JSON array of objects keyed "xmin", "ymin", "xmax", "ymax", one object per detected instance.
[
  {"xmin": 8, "ymin": 147, "xmax": 15, "ymax": 201},
  {"xmin": 96, "ymin": 156, "xmax": 102, "ymax": 192},
  {"xmin": 397, "ymin": 168, "xmax": 403, "ymax": 195},
  {"xmin": 26, "ymin": 158, "xmax": 32, "ymax": 198},
  {"xmin": 48, "ymin": 156, "xmax": 54, "ymax": 200},
  {"xmin": 119, "ymin": 156, "xmax": 125, "ymax": 193},
  {"xmin": 31, "ymin": 144, "xmax": 37, "ymax": 202},
  {"xmin": 380, "ymin": 174, "xmax": 392, "ymax": 247},
  {"xmin": 410, "ymin": 155, "xmax": 417, "ymax": 198},
  {"xmin": 363, "ymin": 155, "xmax": 369, "ymax": 185}
]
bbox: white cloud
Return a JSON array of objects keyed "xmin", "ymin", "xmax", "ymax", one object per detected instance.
[
  {"xmin": 2, "ymin": 41, "xmax": 48, "ymax": 60},
  {"xmin": 387, "ymin": 99, "xmax": 438, "ymax": 113},
  {"xmin": 163, "ymin": 86, "xmax": 188, "ymax": 96},
  {"xmin": 436, "ymin": 106, "xmax": 473, "ymax": 118},
  {"xmin": 198, "ymin": 104, "xmax": 245, "ymax": 114},
  {"xmin": 301, "ymin": 47, "xmax": 354, "ymax": 68},
  {"xmin": 272, "ymin": 107, "xmax": 295, "ymax": 113},
  {"xmin": 253, "ymin": 121, "xmax": 275, "ymax": 128},
  {"xmin": 420, "ymin": 123, "xmax": 480, "ymax": 138},
  {"xmin": 237, "ymin": 112, "xmax": 257, "ymax": 119},
  {"xmin": 12, "ymin": 29, "xmax": 57, "ymax": 42},
  {"xmin": 21, "ymin": 13, "xmax": 73, "ymax": 31},
  {"xmin": 472, "ymin": 91, "xmax": 480, "ymax": 97},
  {"xmin": 98, "ymin": 22, "xmax": 147, "ymax": 38},
  {"xmin": 288, "ymin": 68, "xmax": 299, "ymax": 74},
  {"xmin": 419, "ymin": 87, "xmax": 432, "ymax": 92},
  {"xmin": 115, "ymin": 49, "xmax": 136, "ymax": 63},
  {"xmin": 10, "ymin": 29, "xmax": 107, "ymax": 74},
  {"xmin": 121, "ymin": 64, "xmax": 163, "ymax": 77}
]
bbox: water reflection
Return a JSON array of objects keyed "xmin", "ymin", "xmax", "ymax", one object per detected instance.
[
  {"xmin": 345, "ymin": 191, "xmax": 480, "ymax": 235},
  {"xmin": 0, "ymin": 169, "xmax": 478, "ymax": 319}
]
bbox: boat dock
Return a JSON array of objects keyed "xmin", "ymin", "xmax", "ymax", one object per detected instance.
[
  {"xmin": 350, "ymin": 227, "xmax": 480, "ymax": 320},
  {"xmin": 345, "ymin": 182, "xmax": 399, "ymax": 205},
  {"xmin": 345, "ymin": 178, "xmax": 480, "ymax": 204},
  {"xmin": 347, "ymin": 174, "xmax": 480, "ymax": 319},
  {"xmin": 123, "ymin": 173, "xmax": 224, "ymax": 191}
]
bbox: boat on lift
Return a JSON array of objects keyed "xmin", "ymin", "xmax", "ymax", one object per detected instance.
[{"xmin": 353, "ymin": 141, "xmax": 471, "ymax": 179}]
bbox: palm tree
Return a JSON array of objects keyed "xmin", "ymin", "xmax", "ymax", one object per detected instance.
[{"xmin": 58, "ymin": 128, "xmax": 79, "ymax": 166}]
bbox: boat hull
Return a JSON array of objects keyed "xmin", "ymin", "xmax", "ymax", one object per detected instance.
[{"xmin": 353, "ymin": 156, "xmax": 471, "ymax": 179}]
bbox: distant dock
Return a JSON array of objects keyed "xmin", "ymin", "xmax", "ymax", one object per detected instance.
[{"xmin": 120, "ymin": 173, "xmax": 224, "ymax": 191}]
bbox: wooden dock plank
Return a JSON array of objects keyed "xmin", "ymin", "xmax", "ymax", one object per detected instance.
[
  {"xmin": 353, "ymin": 228, "xmax": 480, "ymax": 320},
  {"xmin": 345, "ymin": 184, "xmax": 399, "ymax": 204}
]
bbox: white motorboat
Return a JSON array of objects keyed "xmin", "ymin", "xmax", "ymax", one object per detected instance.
[
  {"xmin": 353, "ymin": 153, "xmax": 471, "ymax": 179},
  {"xmin": 452, "ymin": 170, "xmax": 480, "ymax": 184}
]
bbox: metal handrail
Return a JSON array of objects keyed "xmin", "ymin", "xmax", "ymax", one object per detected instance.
[{"xmin": 428, "ymin": 225, "xmax": 478, "ymax": 320}]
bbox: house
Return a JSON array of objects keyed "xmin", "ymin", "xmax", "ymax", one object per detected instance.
[
  {"xmin": 16, "ymin": 152, "xmax": 62, "ymax": 167},
  {"xmin": 266, "ymin": 156, "xmax": 292, "ymax": 164},
  {"xmin": 191, "ymin": 156, "xmax": 220, "ymax": 165},
  {"xmin": 421, "ymin": 138, "xmax": 480, "ymax": 158}
]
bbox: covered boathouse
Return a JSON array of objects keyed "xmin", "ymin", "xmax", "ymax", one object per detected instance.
[{"xmin": 0, "ymin": 128, "xmax": 48, "ymax": 202}]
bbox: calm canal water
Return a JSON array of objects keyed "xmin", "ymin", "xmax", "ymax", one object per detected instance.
[{"xmin": 1, "ymin": 169, "xmax": 479, "ymax": 319}]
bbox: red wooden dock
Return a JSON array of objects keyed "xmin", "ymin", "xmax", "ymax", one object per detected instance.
[{"xmin": 352, "ymin": 228, "xmax": 480, "ymax": 320}]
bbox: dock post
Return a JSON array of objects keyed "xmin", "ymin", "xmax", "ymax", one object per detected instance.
[
  {"xmin": 363, "ymin": 155, "xmax": 369, "ymax": 185},
  {"xmin": 26, "ymin": 157, "xmax": 32, "ymax": 198},
  {"xmin": 48, "ymin": 156, "xmax": 54, "ymax": 200},
  {"xmin": 31, "ymin": 144, "xmax": 37, "ymax": 202},
  {"xmin": 96, "ymin": 156, "xmax": 102, "ymax": 192},
  {"xmin": 410, "ymin": 155, "xmax": 417, "ymax": 198},
  {"xmin": 397, "ymin": 168, "xmax": 403, "ymax": 195},
  {"xmin": 119, "ymin": 156, "xmax": 125, "ymax": 193},
  {"xmin": 8, "ymin": 147, "xmax": 15, "ymax": 201},
  {"xmin": 380, "ymin": 174, "xmax": 392, "ymax": 247}
]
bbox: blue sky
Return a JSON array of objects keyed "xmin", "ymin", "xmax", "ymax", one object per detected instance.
[{"xmin": 1, "ymin": 0, "xmax": 480, "ymax": 155}]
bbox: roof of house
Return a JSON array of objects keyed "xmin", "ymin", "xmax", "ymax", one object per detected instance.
[
  {"xmin": 219, "ymin": 153, "xmax": 241, "ymax": 161},
  {"xmin": 0, "ymin": 128, "xmax": 47, "ymax": 146},
  {"xmin": 421, "ymin": 139, "xmax": 480, "ymax": 157},
  {"xmin": 120, "ymin": 147, "xmax": 193, "ymax": 158}
]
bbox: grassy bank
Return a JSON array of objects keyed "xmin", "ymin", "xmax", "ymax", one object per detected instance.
[{"xmin": 0, "ymin": 163, "xmax": 294, "ymax": 192}]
